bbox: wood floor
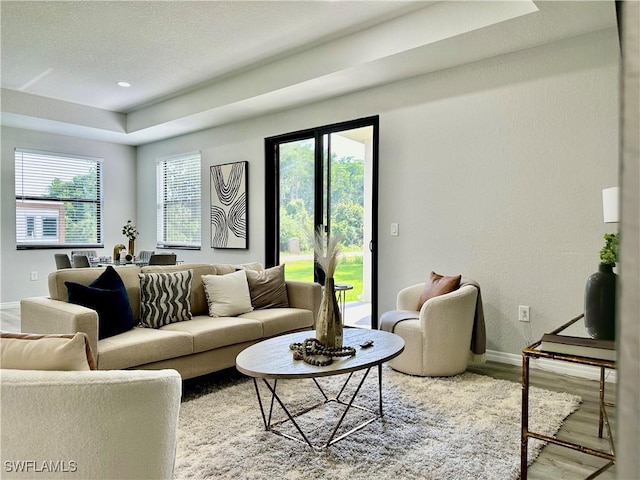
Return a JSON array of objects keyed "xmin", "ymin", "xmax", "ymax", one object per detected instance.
[
  {"xmin": 2, "ymin": 307, "xmax": 616, "ymax": 479},
  {"xmin": 468, "ymin": 362, "xmax": 616, "ymax": 479}
]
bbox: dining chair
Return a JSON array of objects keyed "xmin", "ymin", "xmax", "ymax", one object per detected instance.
[
  {"xmin": 71, "ymin": 250, "xmax": 97, "ymax": 259},
  {"xmin": 148, "ymin": 254, "xmax": 177, "ymax": 265},
  {"xmin": 72, "ymin": 254, "xmax": 91, "ymax": 268},
  {"xmin": 137, "ymin": 250, "xmax": 154, "ymax": 264},
  {"xmin": 54, "ymin": 253, "xmax": 72, "ymax": 269}
]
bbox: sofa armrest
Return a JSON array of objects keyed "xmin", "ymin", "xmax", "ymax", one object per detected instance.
[
  {"xmin": 285, "ymin": 281, "xmax": 322, "ymax": 324},
  {"xmin": 20, "ymin": 297, "xmax": 99, "ymax": 364}
]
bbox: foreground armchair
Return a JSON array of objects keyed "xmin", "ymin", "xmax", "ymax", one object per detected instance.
[
  {"xmin": 382, "ymin": 281, "xmax": 480, "ymax": 376},
  {"xmin": 1, "ymin": 369, "xmax": 181, "ymax": 479}
]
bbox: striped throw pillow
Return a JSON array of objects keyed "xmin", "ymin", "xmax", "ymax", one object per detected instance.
[{"xmin": 139, "ymin": 270, "xmax": 193, "ymax": 328}]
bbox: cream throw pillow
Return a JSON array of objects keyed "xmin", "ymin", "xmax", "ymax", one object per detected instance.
[
  {"xmin": 202, "ymin": 270, "xmax": 253, "ymax": 317},
  {"xmin": 0, "ymin": 332, "xmax": 95, "ymax": 371}
]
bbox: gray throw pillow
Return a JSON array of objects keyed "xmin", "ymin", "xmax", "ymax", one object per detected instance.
[
  {"xmin": 245, "ymin": 264, "xmax": 289, "ymax": 309},
  {"xmin": 139, "ymin": 270, "xmax": 193, "ymax": 328}
]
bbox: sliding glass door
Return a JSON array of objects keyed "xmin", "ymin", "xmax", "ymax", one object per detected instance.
[
  {"xmin": 265, "ymin": 117, "xmax": 379, "ymax": 328},
  {"xmin": 277, "ymin": 137, "xmax": 316, "ymax": 281}
]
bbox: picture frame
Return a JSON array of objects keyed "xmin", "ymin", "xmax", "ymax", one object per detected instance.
[{"xmin": 210, "ymin": 161, "xmax": 248, "ymax": 249}]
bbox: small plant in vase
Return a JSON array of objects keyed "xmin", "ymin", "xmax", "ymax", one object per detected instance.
[
  {"xmin": 122, "ymin": 220, "xmax": 139, "ymax": 256},
  {"xmin": 314, "ymin": 229, "xmax": 343, "ymax": 348},
  {"xmin": 599, "ymin": 233, "xmax": 618, "ymax": 267},
  {"xmin": 585, "ymin": 233, "xmax": 619, "ymax": 340}
]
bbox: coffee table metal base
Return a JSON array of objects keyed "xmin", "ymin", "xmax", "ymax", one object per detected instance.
[{"xmin": 252, "ymin": 365, "xmax": 383, "ymax": 451}]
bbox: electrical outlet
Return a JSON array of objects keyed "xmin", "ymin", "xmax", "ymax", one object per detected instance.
[
  {"xmin": 30, "ymin": 271, "xmax": 38, "ymax": 281},
  {"xmin": 519, "ymin": 305, "xmax": 530, "ymax": 322}
]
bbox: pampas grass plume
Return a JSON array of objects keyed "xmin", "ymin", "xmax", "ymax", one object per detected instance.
[{"xmin": 314, "ymin": 228, "xmax": 342, "ymax": 277}]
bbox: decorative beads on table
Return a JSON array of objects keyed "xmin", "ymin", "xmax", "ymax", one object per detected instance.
[{"xmin": 289, "ymin": 338, "xmax": 356, "ymax": 366}]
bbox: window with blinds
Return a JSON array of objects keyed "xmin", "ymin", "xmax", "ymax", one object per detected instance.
[
  {"xmin": 15, "ymin": 149, "xmax": 103, "ymax": 249},
  {"xmin": 156, "ymin": 152, "xmax": 201, "ymax": 249}
]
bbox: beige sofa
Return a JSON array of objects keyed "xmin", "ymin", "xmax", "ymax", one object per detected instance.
[{"xmin": 20, "ymin": 263, "xmax": 322, "ymax": 379}]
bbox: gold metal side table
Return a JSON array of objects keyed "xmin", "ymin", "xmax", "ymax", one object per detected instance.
[{"xmin": 521, "ymin": 314, "xmax": 616, "ymax": 480}]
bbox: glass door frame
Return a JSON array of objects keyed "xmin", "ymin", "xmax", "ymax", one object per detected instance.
[{"xmin": 265, "ymin": 115, "xmax": 380, "ymax": 328}]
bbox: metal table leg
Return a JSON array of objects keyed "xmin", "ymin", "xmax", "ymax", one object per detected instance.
[{"xmin": 250, "ymin": 367, "xmax": 384, "ymax": 450}]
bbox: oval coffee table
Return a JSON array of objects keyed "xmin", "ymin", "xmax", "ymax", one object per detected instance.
[{"xmin": 236, "ymin": 328, "xmax": 404, "ymax": 450}]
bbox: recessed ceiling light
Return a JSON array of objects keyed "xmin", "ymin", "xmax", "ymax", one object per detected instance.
[{"xmin": 116, "ymin": 81, "xmax": 131, "ymax": 88}]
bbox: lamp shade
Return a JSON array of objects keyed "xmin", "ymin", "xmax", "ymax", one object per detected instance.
[{"xmin": 602, "ymin": 186, "xmax": 620, "ymax": 223}]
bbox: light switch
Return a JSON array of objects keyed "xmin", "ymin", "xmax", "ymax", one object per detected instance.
[{"xmin": 390, "ymin": 223, "xmax": 399, "ymax": 236}]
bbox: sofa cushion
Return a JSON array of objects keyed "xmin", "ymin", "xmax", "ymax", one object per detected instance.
[
  {"xmin": 240, "ymin": 308, "xmax": 314, "ymax": 338},
  {"xmin": 141, "ymin": 263, "xmax": 216, "ymax": 316},
  {"xmin": 97, "ymin": 327, "xmax": 193, "ymax": 370},
  {"xmin": 66, "ymin": 267, "xmax": 136, "ymax": 339},
  {"xmin": 0, "ymin": 332, "xmax": 95, "ymax": 370},
  {"xmin": 48, "ymin": 266, "xmax": 142, "ymax": 319},
  {"xmin": 139, "ymin": 270, "xmax": 193, "ymax": 328},
  {"xmin": 202, "ymin": 270, "xmax": 253, "ymax": 317},
  {"xmin": 160, "ymin": 315, "xmax": 263, "ymax": 353},
  {"xmin": 417, "ymin": 271, "xmax": 461, "ymax": 310},
  {"xmin": 245, "ymin": 264, "xmax": 290, "ymax": 309},
  {"xmin": 214, "ymin": 262, "xmax": 264, "ymax": 275}
]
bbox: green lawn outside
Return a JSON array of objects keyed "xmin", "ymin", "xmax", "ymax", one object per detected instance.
[{"xmin": 283, "ymin": 255, "xmax": 363, "ymax": 303}]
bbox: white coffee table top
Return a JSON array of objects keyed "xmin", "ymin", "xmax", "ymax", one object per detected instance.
[{"xmin": 236, "ymin": 328, "xmax": 404, "ymax": 379}]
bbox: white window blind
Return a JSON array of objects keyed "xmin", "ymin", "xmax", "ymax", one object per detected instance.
[
  {"xmin": 15, "ymin": 148, "xmax": 103, "ymax": 249},
  {"xmin": 156, "ymin": 152, "xmax": 201, "ymax": 249}
]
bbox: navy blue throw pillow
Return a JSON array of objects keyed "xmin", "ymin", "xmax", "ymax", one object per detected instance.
[{"xmin": 66, "ymin": 266, "xmax": 135, "ymax": 339}]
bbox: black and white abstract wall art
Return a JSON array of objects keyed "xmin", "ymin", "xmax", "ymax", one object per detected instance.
[{"xmin": 210, "ymin": 161, "xmax": 248, "ymax": 249}]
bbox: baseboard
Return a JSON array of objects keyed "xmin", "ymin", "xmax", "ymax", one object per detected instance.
[
  {"xmin": 486, "ymin": 349, "xmax": 617, "ymax": 383},
  {"xmin": 0, "ymin": 302, "xmax": 20, "ymax": 310}
]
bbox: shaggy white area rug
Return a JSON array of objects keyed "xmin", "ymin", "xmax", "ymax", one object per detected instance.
[{"xmin": 175, "ymin": 367, "xmax": 580, "ymax": 480}]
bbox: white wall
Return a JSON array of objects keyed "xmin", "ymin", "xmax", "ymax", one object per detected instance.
[
  {"xmin": 617, "ymin": 0, "xmax": 640, "ymax": 474},
  {"xmin": 0, "ymin": 29, "xmax": 619, "ymax": 356},
  {"xmin": 0, "ymin": 127, "xmax": 136, "ymax": 302},
  {"xmin": 378, "ymin": 30, "xmax": 619, "ymax": 355},
  {"xmin": 135, "ymin": 28, "xmax": 619, "ymax": 356}
]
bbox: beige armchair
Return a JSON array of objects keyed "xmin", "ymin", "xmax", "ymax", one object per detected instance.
[
  {"xmin": 1, "ymin": 369, "xmax": 181, "ymax": 479},
  {"xmin": 386, "ymin": 282, "xmax": 479, "ymax": 376}
]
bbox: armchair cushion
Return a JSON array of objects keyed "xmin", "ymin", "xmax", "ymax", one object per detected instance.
[
  {"xmin": 0, "ymin": 331, "xmax": 96, "ymax": 370},
  {"xmin": 417, "ymin": 271, "xmax": 461, "ymax": 310}
]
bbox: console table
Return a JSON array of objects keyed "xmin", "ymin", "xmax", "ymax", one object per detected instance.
[{"xmin": 521, "ymin": 314, "xmax": 616, "ymax": 479}]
